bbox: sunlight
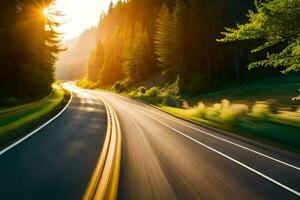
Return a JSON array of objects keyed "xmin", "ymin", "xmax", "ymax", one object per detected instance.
[
  {"xmin": 43, "ymin": 8, "xmax": 50, "ymax": 18},
  {"xmin": 55, "ymin": 0, "xmax": 117, "ymax": 39}
]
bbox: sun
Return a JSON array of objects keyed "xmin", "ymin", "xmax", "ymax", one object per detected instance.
[{"xmin": 43, "ymin": 8, "xmax": 50, "ymax": 18}]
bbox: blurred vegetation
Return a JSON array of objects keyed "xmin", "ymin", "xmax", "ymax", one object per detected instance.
[
  {"xmin": 104, "ymin": 74, "xmax": 300, "ymax": 152},
  {"xmin": 161, "ymin": 104, "xmax": 300, "ymax": 153},
  {"xmin": 0, "ymin": 0, "xmax": 63, "ymax": 104},
  {"xmin": 0, "ymin": 84, "xmax": 68, "ymax": 147},
  {"xmin": 127, "ymin": 76, "xmax": 300, "ymax": 152}
]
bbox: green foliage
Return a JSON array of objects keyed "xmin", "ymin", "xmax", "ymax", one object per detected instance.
[
  {"xmin": 293, "ymin": 90, "xmax": 300, "ymax": 101},
  {"xmin": 112, "ymin": 81, "xmax": 128, "ymax": 93},
  {"xmin": 161, "ymin": 94, "xmax": 182, "ymax": 107},
  {"xmin": 160, "ymin": 97, "xmax": 300, "ymax": 152},
  {"xmin": 218, "ymin": 0, "xmax": 300, "ymax": 73},
  {"xmin": 154, "ymin": 4, "xmax": 176, "ymax": 70},
  {"xmin": 123, "ymin": 24, "xmax": 156, "ymax": 82},
  {"xmin": 145, "ymin": 87, "xmax": 160, "ymax": 97},
  {"xmin": 251, "ymin": 102, "xmax": 271, "ymax": 120},
  {"xmin": 138, "ymin": 86, "xmax": 146, "ymax": 94}
]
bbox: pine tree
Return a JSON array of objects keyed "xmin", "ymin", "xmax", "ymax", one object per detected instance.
[
  {"xmin": 98, "ymin": 27, "xmax": 125, "ymax": 86},
  {"xmin": 0, "ymin": 0, "xmax": 62, "ymax": 99},
  {"xmin": 86, "ymin": 42, "xmax": 104, "ymax": 82},
  {"xmin": 154, "ymin": 4, "xmax": 175, "ymax": 70}
]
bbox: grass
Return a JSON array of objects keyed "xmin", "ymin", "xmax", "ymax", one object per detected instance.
[
  {"xmin": 189, "ymin": 75, "xmax": 300, "ymax": 107},
  {"xmin": 0, "ymin": 84, "xmax": 68, "ymax": 147},
  {"xmin": 128, "ymin": 75, "xmax": 300, "ymax": 153}
]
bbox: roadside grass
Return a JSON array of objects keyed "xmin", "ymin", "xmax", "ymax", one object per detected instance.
[
  {"xmin": 189, "ymin": 75, "xmax": 300, "ymax": 107},
  {"xmin": 0, "ymin": 84, "xmax": 67, "ymax": 147},
  {"xmin": 128, "ymin": 75, "xmax": 300, "ymax": 153}
]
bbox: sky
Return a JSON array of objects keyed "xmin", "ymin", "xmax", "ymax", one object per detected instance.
[{"xmin": 53, "ymin": 0, "xmax": 116, "ymax": 40}]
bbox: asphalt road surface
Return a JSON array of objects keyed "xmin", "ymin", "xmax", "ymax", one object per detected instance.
[
  {"xmin": 0, "ymin": 83, "xmax": 107, "ymax": 200},
  {"xmin": 1, "ymin": 83, "xmax": 300, "ymax": 200},
  {"xmin": 83, "ymin": 85, "xmax": 300, "ymax": 200}
]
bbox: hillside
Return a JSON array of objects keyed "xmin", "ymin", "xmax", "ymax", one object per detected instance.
[{"xmin": 55, "ymin": 28, "xmax": 96, "ymax": 80}]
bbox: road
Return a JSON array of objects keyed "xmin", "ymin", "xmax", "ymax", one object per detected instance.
[
  {"xmin": 0, "ymin": 83, "xmax": 107, "ymax": 200},
  {"xmin": 1, "ymin": 83, "xmax": 300, "ymax": 200},
  {"xmin": 83, "ymin": 86, "xmax": 300, "ymax": 200}
]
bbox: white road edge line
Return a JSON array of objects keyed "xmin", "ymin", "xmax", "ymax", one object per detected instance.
[
  {"xmin": 0, "ymin": 91, "xmax": 73, "ymax": 156},
  {"xmin": 135, "ymin": 108, "xmax": 300, "ymax": 197},
  {"xmin": 139, "ymin": 106, "xmax": 300, "ymax": 171}
]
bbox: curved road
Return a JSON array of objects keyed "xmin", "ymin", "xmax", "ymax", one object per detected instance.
[
  {"xmin": 83, "ymin": 85, "xmax": 300, "ymax": 200},
  {"xmin": 0, "ymin": 83, "xmax": 107, "ymax": 200},
  {"xmin": 0, "ymin": 83, "xmax": 300, "ymax": 200}
]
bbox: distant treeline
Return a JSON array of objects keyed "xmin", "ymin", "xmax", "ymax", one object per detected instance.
[
  {"xmin": 0, "ymin": 0, "xmax": 61, "ymax": 101},
  {"xmin": 82, "ymin": 0, "xmax": 255, "ymax": 93},
  {"xmin": 82, "ymin": 0, "xmax": 299, "ymax": 95},
  {"xmin": 55, "ymin": 28, "xmax": 96, "ymax": 80}
]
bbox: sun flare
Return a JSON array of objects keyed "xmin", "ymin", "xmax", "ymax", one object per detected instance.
[
  {"xmin": 55, "ymin": 0, "xmax": 116, "ymax": 39},
  {"xmin": 43, "ymin": 8, "xmax": 50, "ymax": 18}
]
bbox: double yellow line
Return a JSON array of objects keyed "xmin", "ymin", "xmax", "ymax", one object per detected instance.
[{"xmin": 83, "ymin": 99, "xmax": 122, "ymax": 200}]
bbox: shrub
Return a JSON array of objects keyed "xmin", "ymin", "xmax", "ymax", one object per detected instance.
[
  {"xmin": 221, "ymin": 99, "xmax": 230, "ymax": 110},
  {"xmin": 129, "ymin": 90, "xmax": 138, "ymax": 97},
  {"xmin": 182, "ymin": 101, "xmax": 191, "ymax": 109},
  {"xmin": 219, "ymin": 104, "xmax": 249, "ymax": 123},
  {"xmin": 145, "ymin": 87, "xmax": 160, "ymax": 97},
  {"xmin": 204, "ymin": 103, "xmax": 222, "ymax": 121},
  {"xmin": 112, "ymin": 81, "xmax": 129, "ymax": 93},
  {"xmin": 77, "ymin": 80, "xmax": 98, "ymax": 89},
  {"xmin": 162, "ymin": 94, "xmax": 182, "ymax": 107},
  {"xmin": 192, "ymin": 102, "xmax": 207, "ymax": 117},
  {"xmin": 251, "ymin": 102, "xmax": 271, "ymax": 120},
  {"xmin": 138, "ymin": 86, "xmax": 146, "ymax": 94},
  {"xmin": 113, "ymin": 82, "xmax": 122, "ymax": 92}
]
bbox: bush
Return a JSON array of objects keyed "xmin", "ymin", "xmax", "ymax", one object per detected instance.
[
  {"xmin": 191, "ymin": 99, "xmax": 248, "ymax": 124},
  {"xmin": 251, "ymin": 102, "xmax": 271, "ymax": 120},
  {"xmin": 182, "ymin": 101, "xmax": 191, "ymax": 109},
  {"xmin": 192, "ymin": 102, "xmax": 207, "ymax": 117},
  {"xmin": 113, "ymin": 82, "xmax": 122, "ymax": 92},
  {"xmin": 145, "ymin": 87, "xmax": 160, "ymax": 97},
  {"xmin": 219, "ymin": 104, "xmax": 249, "ymax": 123},
  {"xmin": 138, "ymin": 86, "xmax": 146, "ymax": 94},
  {"xmin": 162, "ymin": 94, "xmax": 182, "ymax": 107},
  {"xmin": 204, "ymin": 103, "xmax": 222, "ymax": 121},
  {"xmin": 77, "ymin": 80, "xmax": 98, "ymax": 89},
  {"xmin": 129, "ymin": 90, "xmax": 138, "ymax": 97}
]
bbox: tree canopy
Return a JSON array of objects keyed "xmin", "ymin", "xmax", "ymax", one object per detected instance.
[
  {"xmin": 0, "ymin": 0, "xmax": 62, "ymax": 101},
  {"xmin": 218, "ymin": 0, "xmax": 300, "ymax": 74}
]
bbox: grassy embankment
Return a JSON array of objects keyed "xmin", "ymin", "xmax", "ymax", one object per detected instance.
[
  {"xmin": 0, "ymin": 84, "xmax": 69, "ymax": 147},
  {"xmin": 127, "ymin": 75, "xmax": 300, "ymax": 153}
]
